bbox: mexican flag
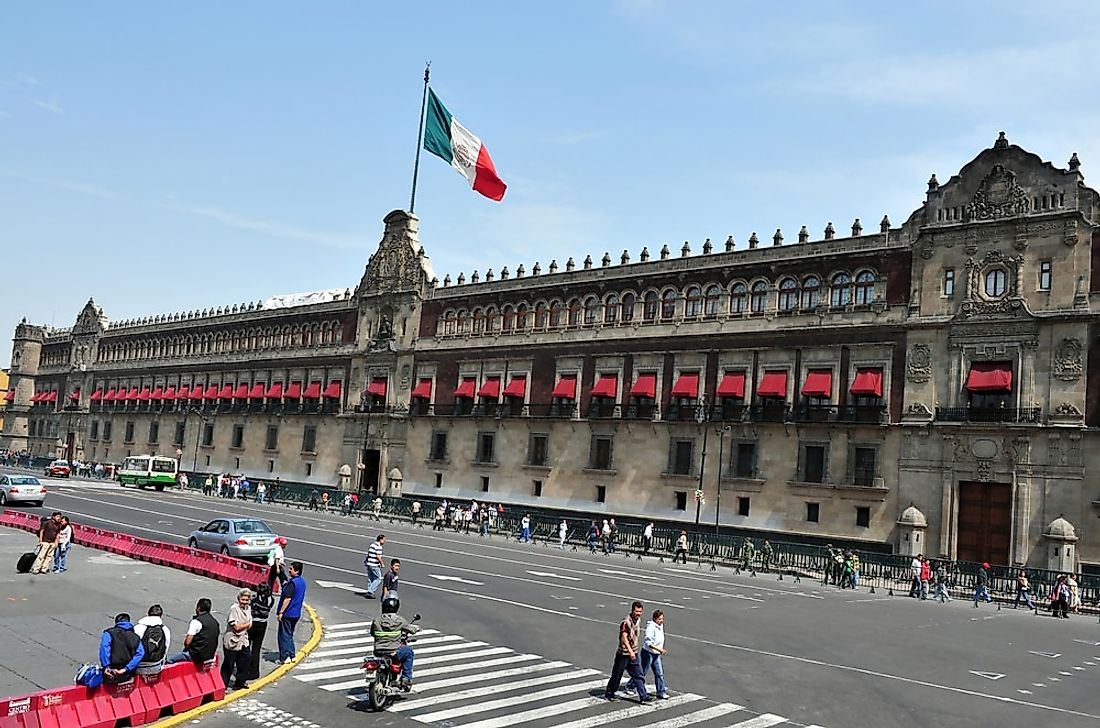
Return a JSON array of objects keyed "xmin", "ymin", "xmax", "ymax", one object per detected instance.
[{"xmin": 423, "ymin": 89, "xmax": 507, "ymax": 201}]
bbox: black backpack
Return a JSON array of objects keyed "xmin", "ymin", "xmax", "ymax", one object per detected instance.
[{"xmin": 140, "ymin": 624, "xmax": 167, "ymax": 663}]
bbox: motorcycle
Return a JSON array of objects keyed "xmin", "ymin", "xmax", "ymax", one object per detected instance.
[{"xmin": 361, "ymin": 613, "xmax": 420, "ymax": 711}]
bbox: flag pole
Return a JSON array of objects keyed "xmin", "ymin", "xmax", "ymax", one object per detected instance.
[{"xmin": 409, "ymin": 61, "xmax": 431, "ymax": 214}]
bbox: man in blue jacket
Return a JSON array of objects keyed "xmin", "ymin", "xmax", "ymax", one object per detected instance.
[
  {"xmin": 276, "ymin": 561, "xmax": 307, "ymax": 663},
  {"xmin": 100, "ymin": 612, "xmax": 145, "ymax": 683}
]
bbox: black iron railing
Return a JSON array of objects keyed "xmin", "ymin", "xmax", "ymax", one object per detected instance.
[{"xmin": 935, "ymin": 407, "xmax": 1041, "ymax": 424}]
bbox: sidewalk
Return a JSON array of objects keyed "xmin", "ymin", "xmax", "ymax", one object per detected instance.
[{"xmin": 0, "ymin": 525, "xmax": 242, "ymax": 697}]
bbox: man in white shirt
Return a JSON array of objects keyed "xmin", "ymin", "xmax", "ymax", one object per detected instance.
[
  {"xmin": 267, "ymin": 537, "xmax": 287, "ymax": 591},
  {"xmin": 641, "ymin": 609, "xmax": 669, "ymax": 699},
  {"xmin": 643, "ymin": 522, "xmax": 654, "ymax": 555},
  {"xmin": 558, "ymin": 520, "xmax": 568, "ymax": 549},
  {"xmin": 134, "ymin": 604, "xmax": 172, "ymax": 676}
]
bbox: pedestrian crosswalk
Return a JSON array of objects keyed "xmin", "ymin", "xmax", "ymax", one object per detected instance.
[{"xmin": 293, "ymin": 620, "xmax": 827, "ymax": 728}]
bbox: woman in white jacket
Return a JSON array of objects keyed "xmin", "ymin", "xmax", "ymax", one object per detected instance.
[{"xmin": 641, "ymin": 610, "xmax": 669, "ymax": 699}]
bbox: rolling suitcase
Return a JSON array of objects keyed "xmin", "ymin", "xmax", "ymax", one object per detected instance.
[{"xmin": 17, "ymin": 551, "xmax": 36, "ymax": 574}]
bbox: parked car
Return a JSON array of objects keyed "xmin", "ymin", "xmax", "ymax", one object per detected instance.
[
  {"xmin": 0, "ymin": 474, "xmax": 47, "ymax": 506},
  {"xmin": 187, "ymin": 517, "xmax": 278, "ymax": 560},
  {"xmin": 44, "ymin": 460, "xmax": 72, "ymax": 478}
]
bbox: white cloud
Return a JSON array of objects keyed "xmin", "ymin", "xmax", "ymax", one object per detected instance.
[
  {"xmin": 31, "ymin": 98, "xmax": 64, "ymax": 114},
  {"xmin": 165, "ymin": 203, "xmax": 367, "ymax": 249},
  {"xmin": 15, "ymin": 73, "xmax": 39, "ymax": 86}
]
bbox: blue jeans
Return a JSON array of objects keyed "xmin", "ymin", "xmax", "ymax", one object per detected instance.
[
  {"xmin": 973, "ymin": 585, "xmax": 992, "ymax": 604},
  {"xmin": 605, "ymin": 653, "xmax": 648, "ymax": 699},
  {"xmin": 1014, "ymin": 589, "xmax": 1035, "ymax": 609},
  {"xmin": 521, "ymin": 527, "xmax": 530, "ymax": 542},
  {"xmin": 366, "ymin": 564, "xmax": 383, "ymax": 595},
  {"xmin": 640, "ymin": 650, "xmax": 666, "ymax": 696},
  {"xmin": 52, "ymin": 543, "xmax": 70, "ymax": 572},
  {"xmin": 277, "ymin": 616, "xmax": 299, "ymax": 660},
  {"xmin": 165, "ymin": 650, "xmax": 193, "ymax": 664},
  {"xmin": 394, "ymin": 645, "xmax": 414, "ymax": 681}
]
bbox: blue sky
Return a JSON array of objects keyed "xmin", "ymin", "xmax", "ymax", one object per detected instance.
[{"xmin": 3, "ymin": 1, "xmax": 1099, "ymax": 367}]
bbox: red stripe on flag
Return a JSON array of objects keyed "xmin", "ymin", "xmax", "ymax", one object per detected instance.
[{"xmin": 472, "ymin": 144, "xmax": 507, "ymax": 201}]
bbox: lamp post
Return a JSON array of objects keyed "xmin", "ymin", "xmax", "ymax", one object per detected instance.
[
  {"xmin": 359, "ymin": 394, "xmax": 375, "ymax": 495},
  {"xmin": 694, "ymin": 396, "xmax": 708, "ymax": 527},
  {"xmin": 714, "ymin": 425, "xmax": 732, "ymax": 540},
  {"xmin": 186, "ymin": 407, "xmax": 208, "ymax": 475}
]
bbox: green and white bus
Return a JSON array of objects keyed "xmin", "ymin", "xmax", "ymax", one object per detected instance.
[{"xmin": 118, "ymin": 455, "xmax": 179, "ymax": 491}]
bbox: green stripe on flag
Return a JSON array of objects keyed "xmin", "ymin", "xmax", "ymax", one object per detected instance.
[{"xmin": 423, "ymin": 89, "xmax": 454, "ymax": 163}]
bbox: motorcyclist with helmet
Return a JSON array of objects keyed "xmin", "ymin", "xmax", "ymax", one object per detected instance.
[{"xmin": 370, "ymin": 594, "xmax": 420, "ymax": 689}]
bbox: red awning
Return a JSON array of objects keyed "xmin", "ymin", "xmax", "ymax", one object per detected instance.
[
  {"xmin": 69, "ymin": 390, "xmax": 81, "ymax": 402},
  {"xmin": 30, "ymin": 392, "xmax": 43, "ymax": 403},
  {"xmin": 323, "ymin": 381, "xmax": 342, "ymax": 399},
  {"xmin": 162, "ymin": 387, "xmax": 177, "ymax": 401},
  {"xmin": 630, "ymin": 373, "xmax": 657, "ymax": 399},
  {"xmin": 366, "ymin": 378, "xmax": 386, "ymax": 397},
  {"xmin": 850, "ymin": 368, "xmax": 883, "ymax": 397},
  {"xmin": 150, "ymin": 387, "xmax": 164, "ymax": 401},
  {"xmin": 801, "ymin": 369, "xmax": 833, "ymax": 398},
  {"xmin": 591, "ymin": 374, "xmax": 618, "ymax": 398},
  {"xmin": 303, "ymin": 381, "xmax": 322, "ymax": 399},
  {"xmin": 265, "ymin": 382, "xmax": 284, "ymax": 399},
  {"xmin": 4, "ymin": 389, "xmax": 13, "ymax": 402},
  {"xmin": 411, "ymin": 378, "xmax": 432, "ymax": 399},
  {"xmin": 966, "ymin": 361, "xmax": 1012, "ymax": 392},
  {"xmin": 551, "ymin": 375, "xmax": 577, "ymax": 399},
  {"xmin": 103, "ymin": 388, "xmax": 118, "ymax": 402},
  {"xmin": 217, "ymin": 384, "xmax": 234, "ymax": 399},
  {"xmin": 46, "ymin": 391, "xmax": 58, "ymax": 403},
  {"xmin": 716, "ymin": 372, "xmax": 746, "ymax": 398},
  {"xmin": 454, "ymin": 377, "xmax": 477, "ymax": 398},
  {"xmin": 284, "ymin": 381, "xmax": 302, "ymax": 399},
  {"xmin": 125, "ymin": 388, "xmax": 140, "ymax": 401},
  {"xmin": 138, "ymin": 387, "xmax": 153, "ymax": 401},
  {"xmin": 203, "ymin": 385, "xmax": 219, "ymax": 400},
  {"xmin": 248, "ymin": 383, "xmax": 266, "ymax": 400},
  {"xmin": 503, "ymin": 375, "xmax": 527, "ymax": 398},
  {"xmin": 233, "ymin": 383, "xmax": 249, "ymax": 399},
  {"xmin": 670, "ymin": 372, "xmax": 700, "ymax": 398},
  {"xmin": 757, "ymin": 371, "xmax": 788, "ymax": 398},
  {"xmin": 189, "ymin": 385, "xmax": 205, "ymax": 400},
  {"xmin": 90, "ymin": 389, "xmax": 104, "ymax": 402},
  {"xmin": 478, "ymin": 377, "xmax": 502, "ymax": 398}
]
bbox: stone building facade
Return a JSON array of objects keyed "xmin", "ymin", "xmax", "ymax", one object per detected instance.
[{"xmin": 3, "ymin": 134, "xmax": 1099, "ymax": 570}]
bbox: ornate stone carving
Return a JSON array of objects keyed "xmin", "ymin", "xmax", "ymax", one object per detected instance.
[
  {"xmin": 953, "ymin": 437, "xmax": 969, "ymax": 463},
  {"xmin": 1053, "ymin": 401, "xmax": 1081, "ymax": 416},
  {"xmin": 905, "ymin": 344, "xmax": 932, "ymax": 383},
  {"xmin": 975, "ymin": 459, "xmax": 993, "ymax": 481},
  {"xmin": 73, "ymin": 299, "xmax": 106, "ymax": 336},
  {"xmin": 358, "ymin": 211, "xmax": 433, "ymax": 295},
  {"xmin": 903, "ymin": 402, "xmax": 932, "ymax": 417},
  {"xmin": 368, "ymin": 314, "xmax": 396, "ymax": 353},
  {"xmin": 966, "ymin": 164, "xmax": 1030, "ymax": 221},
  {"xmin": 1053, "ymin": 338, "xmax": 1083, "ymax": 381},
  {"xmin": 959, "ymin": 296, "xmax": 1027, "ymax": 318}
]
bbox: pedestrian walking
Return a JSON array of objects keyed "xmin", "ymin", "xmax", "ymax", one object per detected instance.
[
  {"xmin": 247, "ymin": 583, "xmax": 274, "ymax": 680},
  {"xmin": 643, "ymin": 522, "xmax": 654, "ymax": 555},
  {"xmin": 908, "ymin": 554, "xmax": 922, "ymax": 598},
  {"xmin": 919, "ymin": 556, "xmax": 931, "ymax": 600},
  {"xmin": 762, "ymin": 539, "xmax": 774, "ymax": 572},
  {"xmin": 674, "ymin": 530, "xmax": 688, "ymax": 565},
  {"xmin": 608, "ymin": 519, "xmax": 618, "ymax": 553},
  {"xmin": 31, "ymin": 512, "xmax": 62, "ymax": 574},
  {"xmin": 587, "ymin": 521, "xmax": 599, "ymax": 553},
  {"xmin": 51, "ymin": 516, "xmax": 72, "ymax": 573},
  {"xmin": 601, "ymin": 519, "xmax": 611, "ymax": 554},
  {"xmin": 558, "ymin": 519, "xmax": 568, "ymax": 549},
  {"xmin": 1068, "ymin": 573, "xmax": 1081, "ymax": 613},
  {"xmin": 640, "ymin": 609, "xmax": 669, "ymax": 699},
  {"xmin": 1049, "ymin": 575, "xmax": 1070, "ymax": 618},
  {"xmin": 372, "ymin": 496, "xmax": 383, "ymax": 520},
  {"xmin": 433, "ymin": 504, "xmax": 445, "ymax": 531},
  {"xmin": 364, "ymin": 534, "xmax": 386, "ymax": 598},
  {"xmin": 1013, "ymin": 570, "xmax": 1036, "ymax": 610},
  {"xmin": 255, "ymin": 481, "xmax": 266, "ymax": 503},
  {"xmin": 603, "ymin": 601, "xmax": 652, "ymax": 703},
  {"xmin": 382, "ymin": 559, "xmax": 401, "ymax": 599},
  {"xmin": 276, "ymin": 562, "xmax": 306, "ymax": 663},
  {"xmin": 320, "ymin": 491, "xmax": 330, "ymax": 511},
  {"xmin": 933, "ymin": 561, "xmax": 952, "ymax": 603},
  {"xmin": 520, "ymin": 514, "xmax": 532, "ymax": 543},
  {"xmin": 973, "ymin": 562, "xmax": 994, "ymax": 607},
  {"xmin": 411, "ymin": 500, "xmax": 421, "ymax": 525},
  {"xmin": 221, "ymin": 589, "xmax": 253, "ymax": 690}
]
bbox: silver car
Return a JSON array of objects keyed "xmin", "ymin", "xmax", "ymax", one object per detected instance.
[
  {"xmin": 0, "ymin": 474, "xmax": 47, "ymax": 506},
  {"xmin": 187, "ymin": 517, "xmax": 278, "ymax": 560}
]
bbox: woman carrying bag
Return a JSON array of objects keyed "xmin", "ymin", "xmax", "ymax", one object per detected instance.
[
  {"xmin": 221, "ymin": 589, "xmax": 253, "ymax": 690},
  {"xmin": 247, "ymin": 584, "xmax": 275, "ymax": 680}
]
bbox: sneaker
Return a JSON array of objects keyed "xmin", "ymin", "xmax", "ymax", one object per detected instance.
[
  {"xmin": 283, "ymin": 657, "xmax": 294, "ymax": 664},
  {"xmin": 639, "ymin": 696, "xmax": 656, "ymax": 704},
  {"xmin": 657, "ymin": 693, "xmax": 670, "ymax": 699},
  {"xmin": 604, "ymin": 693, "xmax": 619, "ymax": 701}
]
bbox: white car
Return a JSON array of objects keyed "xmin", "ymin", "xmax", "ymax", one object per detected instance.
[{"xmin": 0, "ymin": 474, "xmax": 47, "ymax": 506}]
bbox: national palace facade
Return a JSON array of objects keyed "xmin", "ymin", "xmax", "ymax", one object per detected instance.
[{"xmin": 4, "ymin": 133, "xmax": 1099, "ymax": 570}]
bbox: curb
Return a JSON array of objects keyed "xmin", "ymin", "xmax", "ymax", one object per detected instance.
[{"xmin": 151, "ymin": 603, "xmax": 324, "ymax": 727}]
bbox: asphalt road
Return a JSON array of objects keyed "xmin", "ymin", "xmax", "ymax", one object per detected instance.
[{"xmin": 13, "ymin": 476, "xmax": 1100, "ymax": 728}]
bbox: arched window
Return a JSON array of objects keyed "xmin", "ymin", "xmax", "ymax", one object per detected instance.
[
  {"xmin": 621, "ymin": 292, "xmax": 636, "ymax": 322},
  {"xmin": 800, "ymin": 276, "xmax": 820, "ymax": 309},
  {"xmin": 472, "ymin": 308, "xmax": 485, "ymax": 334},
  {"xmin": 534, "ymin": 303, "xmax": 547, "ymax": 329},
  {"xmin": 684, "ymin": 286, "xmax": 702, "ymax": 318},
  {"xmin": 502, "ymin": 305, "xmax": 514, "ymax": 332},
  {"xmin": 567, "ymin": 298, "xmax": 581, "ymax": 327},
  {"xmin": 642, "ymin": 291, "xmax": 659, "ymax": 321},
  {"xmin": 778, "ymin": 277, "xmax": 798, "ymax": 311},
  {"xmin": 443, "ymin": 311, "xmax": 456, "ymax": 335},
  {"xmin": 583, "ymin": 296, "xmax": 599, "ymax": 325},
  {"xmin": 830, "ymin": 273, "xmax": 852, "ymax": 306},
  {"xmin": 729, "ymin": 283, "xmax": 747, "ymax": 314},
  {"xmin": 549, "ymin": 300, "xmax": 563, "ymax": 327},
  {"xmin": 456, "ymin": 309, "xmax": 470, "ymax": 334},
  {"xmin": 485, "ymin": 307, "xmax": 498, "ymax": 333},
  {"xmin": 660, "ymin": 290, "xmax": 678, "ymax": 320},
  {"xmin": 703, "ymin": 285, "xmax": 721, "ymax": 317},
  {"xmin": 604, "ymin": 294, "xmax": 619, "ymax": 324},
  {"xmin": 515, "ymin": 304, "xmax": 528, "ymax": 329},
  {"xmin": 984, "ymin": 269, "xmax": 1006, "ymax": 297},
  {"xmin": 750, "ymin": 281, "xmax": 768, "ymax": 313},
  {"xmin": 854, "ymin": 271, "xmax": 876, "ymax": 304}
]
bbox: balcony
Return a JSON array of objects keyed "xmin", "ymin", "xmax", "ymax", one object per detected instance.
[
  {"xmin": 587, "ymin": 402, "xmax": 620, "ymax": 419},
  {"xmin": 935, "ymin": 407, "xmax": 1042, "ymax": 424},
  {"xmin": 748, "ymin": 404, "xmax": 789, "ymax": 423},
  {"xmin": 709, "ymin": 403, "xmax": 745, "ymax": 423},
  {"xmin": 623, "ymin": 402, "xmax": 658, "ymax": 420},
  {"xmin": 665, "ymin": 403, "xmax": 706, "ymax": 422}
]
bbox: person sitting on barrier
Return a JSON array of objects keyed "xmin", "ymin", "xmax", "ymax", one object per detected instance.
[
  {"xmin": 166, "ymin": 598, "xmax": 220, "ymax": 665},
  {"xmin": 134, "ymin": 604, "xmax": 171, "ymax": 676},
  {"xmin": 100, "ymin": 613, "xmax": 145, "ymax": 684}
]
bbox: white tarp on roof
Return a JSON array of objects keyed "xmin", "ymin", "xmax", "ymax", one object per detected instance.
[{"xmin": 262, "ymin": 289, "xmax": 347, "ymax": 310}]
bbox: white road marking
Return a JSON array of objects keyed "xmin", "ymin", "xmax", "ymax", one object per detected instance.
[
  {"xmin": 968, "ymin": 671, "xmax": 1004, "ymax": 681},
  {"xmin": 339, "ymin": 653, "xmax": 547, "ymax": 695},
  {"xmin": 404, "ymin": 661, "xmax": 569, "ymax": 692},
  {"xmin": 390, "ymin": 668, "xmax": 600, "ymax": 711},
  {"xmin": 314, "ymin": 580, "xmax": 365, "ymax": 593},
  {"xmin": 324, "ymin": 620, "xmax": 373, "ymax": 631},
  {"xmin": 549, "ymin": 693, "xmax": 702, "ymax": 728},
  {"xmin": 599, "ymin": 568, "xmax": 659, "ymax": 579},
  {"xmin": 411, "ymin": 678, "xmax": 606, "ymax": 723},
  {"xmin": 726, "ymin": 715, "xmax": 788, "ymax": 728},
  {"xmin": 1029, "ymin": 651, "xmax": 1061, "ymax": 659},
  {"xmin": 527, "ymin": 570, "xmax": 583, "ymax": 581},
  {"xmin": 304, "ymin": 639, "xmax": 481, "ymax": 670},
  {"xmin": 442, "ymin": 695, "xmax": 607, "ymax": 728},
  {"xmin": 321, "ymin": 629, "xmax": 443, "ymax": 648},
  {"xmin": 428, "ymin": 573, "xmax": 484, "ymax": 585}
]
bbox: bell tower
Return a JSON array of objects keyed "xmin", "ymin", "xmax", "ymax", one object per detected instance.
[{"xmin": 0, "ymin": 318, "xmax": 45, "ymax": 452}]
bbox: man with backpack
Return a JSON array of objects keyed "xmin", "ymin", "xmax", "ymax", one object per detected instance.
[
  {"xmin": 134, "ymin": 604, "xmax": 171, "ymax": 676},
  {"xmin": 99, "ymin": 613, "xmax": 145, "ymax": 684}
]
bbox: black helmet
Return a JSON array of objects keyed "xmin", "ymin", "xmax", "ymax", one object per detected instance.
[{"xmin": 381, "ymin": 594, "xmax": 400, "ymax": 614}]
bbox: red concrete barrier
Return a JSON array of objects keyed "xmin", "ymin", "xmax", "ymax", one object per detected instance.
[{"xmin": 130, "ymin": 660, "xmax": 225, "ymax": 723}]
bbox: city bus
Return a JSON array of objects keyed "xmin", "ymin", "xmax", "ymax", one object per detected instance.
[{"xmin": 117, "ymin": 455, "xmax": 179, "ymax": 491}]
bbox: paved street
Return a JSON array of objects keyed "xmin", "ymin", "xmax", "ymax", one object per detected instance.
[{"xmin": 10, "ymin": 480, "xmax": 1100, "ymax": 728}]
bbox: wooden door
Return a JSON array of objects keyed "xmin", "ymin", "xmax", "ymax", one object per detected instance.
[{"xmin": 957, "ymin": 481, "xmax": 1012, "ymax": 565}]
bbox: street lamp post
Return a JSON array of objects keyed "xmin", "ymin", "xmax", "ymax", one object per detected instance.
[
  {"xmin": 714, "ymin": 425, "xmax": 732, "ymax": 541},
  {"xmin": 694, "ymin": 396, "xmax": 708, "ymax": 527},
  {"xmin": 359, "ymin": 395, "xmax": 375, "ymax": 495},
  {"xmin": 187, "ymin": 407, "xmax": 208, "ymax": 475}
]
